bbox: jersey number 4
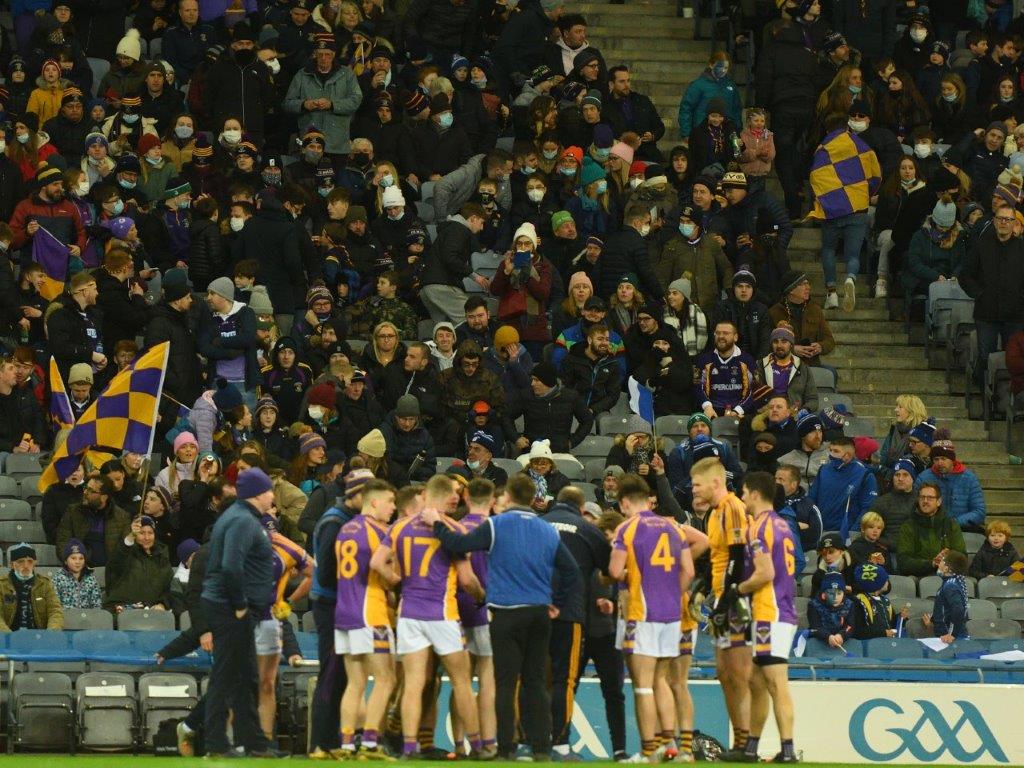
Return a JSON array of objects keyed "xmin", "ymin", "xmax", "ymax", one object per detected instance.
[
  {"xmin": 402, "ymin": 536, "xmax": 441, "ymax": 577},
  {"xmin": 650, "ymin": 533, "xmax": 676, "ymax": 573}
]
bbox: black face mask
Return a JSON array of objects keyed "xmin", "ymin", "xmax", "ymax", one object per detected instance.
[
  {"xmin": 234, "ymin": 48, "xmax": 256, "ymax": 63},
  {"xmin": 477, "ymin": 192, "xmax": 494, "ymax": 204},
  {"xmin": 351, "ymin": 152, "xmax": 369, "ymax": 167}
]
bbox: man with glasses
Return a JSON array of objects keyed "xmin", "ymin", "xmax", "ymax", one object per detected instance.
[
  {"xmin": 895, "ymin": 482, "xmax": 966, "ymax": 577},
  {"xmin": 46, "ymin": 271, "xmax": 108, "ymax": 385},
  {"xmin": 55, "ymin": 473, "xmax": 132, "ymax": 568},
  {"xmin": 438, "ymin": 340, "xmax": 505, "ymax": 429},
  {"xmin": 960, "ymin": 203, "xmax": 1024, "ymax": 387}
]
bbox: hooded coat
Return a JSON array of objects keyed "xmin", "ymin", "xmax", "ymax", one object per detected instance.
[{"xmin": 438, "ymin": 341, "xmax": 505, "ymax": 425}]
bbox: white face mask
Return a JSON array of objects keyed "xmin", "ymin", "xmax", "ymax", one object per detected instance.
[
  {"xmin": 76, "ymin": 181, "xmax": 90, "ymax": 196},
  {"xmin": 0, "ymin": 140, "xmax": 6, "ymax": 154},
  {"xmin": 308, "ymin": 405, "xmax": 325, "ymax": 420},
  {"xmin": 267, "ymin": 58, "xmax": 281, "ymax": 75},
  {"xmin": 629, "ymin": 177, "xmax": 642, "ymax": 189},
  {"xmin": 527, "ymin": 188, "xmax": 544, "ymax": 203},
  {"xmin": 639, "ymin": 224, "xmax": 651, "ymax": 237},
  {"xmin": 848, "ymin": 119, "xmax": 867, "ymax": 133},
  {"xmin": 910, "ymin": 28, "xmax": 927, "ymax": 44},
  {"xmin": 230, "ymin": 216, "xmax": 245, "ymax": 232},
  {"xmin": 914, "ymin": 143, "xmax": 931, "ymax": 158},
  {"xmin": 222, "ymin": 129, "xmax": 242, "ymax": 144}
]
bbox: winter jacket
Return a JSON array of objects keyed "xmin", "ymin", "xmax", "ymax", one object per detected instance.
[
  {"xmin": 756, "ymin": 22, "xmax": 821, "ymax": 118},
  {"xmin": 232, "ymin": 197, "xmax": 304, "ymax": 314},
  {"xmin": 94, "ymin": 266, "xmax": 151, "ymax": 349},
  {"xmin": 162, "ymin": 21, "xmax": 216, "ymax": 83},
  {"xmin": 401, "ymin": 0, "xmax": 480, "ymax": 59},
  {"xmin": 807, "ymin": 595, "xmax": 855, "ymax": 643},
  {"xmin": 52, "ymin": 568, "xmax": 102, "ymax": 609},
  {"xmin": 9, "ymin": 191, "xmax": 87, "ymax": 251},
  {"xmin": 421, "ymin": 215, "xmax": 475, "ymax": 287},
  {"xmin": 808, "ymin": 458, "xmax": 878, "ymax": 539},
  {"xmin": 665, "ymin": 436, "xmax": 744, "ymax": 498},
  {"xmin": 759, "ymin": 354, "xmax": 819, "ymax": 411},
  {"xmin": 559, "ymin": 343, "xmax": 623, "ymax": 415},
  {"xmin": 850, "ymin": 592, "xmax": 897, "ymax": 640},
  {"xmin": 56, "ymin": 501, "xmax": 132, "ymax": 568},
  {"xmin": 718, "ymin": 188, "xmax": 793, "ymax": 256},
  {"xmin": 439, "ymin": 342, "xmax": 506, "ymax": 425},
  {"xmin": 777, "ymin": 444, "xmax": 829, "ymax": 486},
  {"xmin": 507, "ymin": 384, "xmax": 593, "ymax": 452},
  {"xmin": 380, "ymin": 415, "xmax": 437, "ymax": 481},
  {"xmin": 677, "ymin": 69, "xmax": 743, "ymax": 139},
  {"xmin": 931, "ymin": 574, "xmax": 969, "ymax": 638},
  {"xmin": 657, "ymin": 233, "xmax": 732, "ymax": 313},
  {"xmin": 948, "ymin": 133, "xmax": 1008, "ymax": 206},
  {"xmin": 914, "ymin": 464, "xmax": 986, "ymax": 530},
  {"xmin": 604, "ymin": 91, "xmax": 665, "ymax": 153},
  {"xmin": 712, "ymin": 298, "xmax": 771, "ymax": 360},
  {"xmin": 283, "ymin": 63, "xmax": 362, "ymax": 154},
  {"xmin": 491, "ymin": 0, "xmax": 553, "ymax": 81},
  {"xmin": 204, "ymin": 51, "xmax": 275, "ymax": 136},
  {"xmin": 0, "ymin": 573, "xmax": 63, "ymax": 631},
  {"xmin": 144, "ymin": 300, "xmax": 202, "ymax": 406},
  {"xmin": 0, "ymin": 384, "xmax": 47, "ymax": 455},
  {"xmin": 43, "ymin": 113, "xmax": 92, "ymax": 163},
  {"xmin": 625, "ymin": 322, "xmax": 695, "ymax": 416},
  {"xmin": 597, "ymin": 226, "xmax": 663, "ymax": 300},
  {"xmin": 553, "ymin": 318, "xmax": 626, "ymax": 373},
  {"xmin": 380, "ymin": 363, "xmax": 442, "ymax": 423},
  {"xmin": 197, "ymin": 300, "xmax": 260, "ymax": 390},
  {"xmin": 872, "ymin": 489, "xmax": 917, "ymax": 547},
  {"xmin": 902, "ymin": 223, "xmax": 967, "ymax": 294},
  {"xmin": 46, "ymin": 294, "xmax": 105, "ymax": 382},
  {"xmin": 960, "ymin": 225, "xmax": 1024, "ymax": 322},
  {"xmin": 187, "ymin": 217, "xmax": 222, "ymax": 291},
  {"xmin": 335, "ymin": 391, "xmax": 386, "ymax": 455},
  {"xmin": 398, "ymin": 119, "xmax": 473, "ymax": 181},
  {"xmin": 969, "ymin": 540, "xmax": 1021, "ymax": 579},
  {"xmin": 490, "ymin": 255, "xmax": 553, "ymax": 343},
  {"xmin": 896, "ymin": 508, "xmax": 966, "ymax": 577},
  {"xmin": 767, "ymin": 299, "xmax": 834, "ymax": 366},
  {"xmin": 847, "ymin": 534, "xmax": 895, "ymax": 573},
  {"xmin": 481, "ymin": 344, "xmax": 534, "ymax": 411},
  {"xmin": 104, "ymin": 538, "xmax": 173, "ymax": 610},
  {"xmin": 780, "ymin": 489, "xmax": 823, "ymax": 551}
]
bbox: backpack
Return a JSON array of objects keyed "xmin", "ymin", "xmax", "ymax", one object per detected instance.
[{"xmin": 692, "ymin": 730, "xmax": 726, "ymax": 761}]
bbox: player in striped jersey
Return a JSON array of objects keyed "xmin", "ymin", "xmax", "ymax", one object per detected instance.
[
  {"xmin": 334, "ymin": 480, "xmax": 398, "ymax": 759},
  {"xmin": 691, "ymin": 456, "xmax": 752, "ymax": 759},
  {"xmin": 736, "ymin": 472, "xmax": 799, "ymax": 763}
]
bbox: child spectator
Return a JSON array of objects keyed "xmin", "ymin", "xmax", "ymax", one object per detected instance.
[
  {"xmin": 233, "ymin": 258, "xmax": 259, "ymax": 305},
  {"xmin": 923, "ymin": 550, "xmax": 970, "ymax": 642},
  {"xmin": 475, "ymin": 177, "xmax": 509, "ymax": 251},
  {"xmin": 969, "ymin": 521, "xmax": 1021, "ymax": 579},
  {"xmin": 345, "ymin": 270, "xmax": 420, "ymax": 340},
  {"xmin": 850, "ymin": 563, "xmax": 906, "ymax": 640},
  {"xmin": 51, "ymin": 538, "xmax": 102, "ymax": 609},
  {"xmin": 807, "ymin": 572, "xmax": 855, "ymax": 649},
  {"xmin": 848, "ymin": 511, "xmax": 896, "ymax": 572},
  {"xmin": 156, "ymin": 431, "xmax": 199, "ymax": 496},
  {"xmin": 738, "ymin": 107, "xmax": 775, "ymax": 194},
  {"xmin": 113, "ymin": 340, "xmax": 139, "ymax": 373},
  {"xmin": 810, "ymin": 532, "xmax": 854, "ymax": 595}
]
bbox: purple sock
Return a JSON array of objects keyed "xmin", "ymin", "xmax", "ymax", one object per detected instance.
[{"xmin": 403, "ymin": 738, "xmax": 419, "ymax": 755}]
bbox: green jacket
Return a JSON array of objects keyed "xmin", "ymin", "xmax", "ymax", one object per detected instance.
[
  {"xmin": 0, "ymin": 572, "xmax": 64, "ymax": 631},
  {"xmin": 895, "ymin": 508, "xmax": 966, "ymax": 577},
  {"xmin": 103, "ymin": 539, "xmax": 173, "ymax": 611},
  {"xmin": 657, "ymin": 234, "xmax": 733, "ymax": 313},
  {"xmin": 346, "ymin": 295, "xmax": 420, "ymax": 341},
  {"xmin": 56, "ymin": 502, "xmax": 132, "ymax": 566}
]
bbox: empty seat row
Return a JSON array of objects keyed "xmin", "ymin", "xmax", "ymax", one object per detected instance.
[{"xmin": 797, "ymin": 574, "xmax": 1024, "ymax": 602}]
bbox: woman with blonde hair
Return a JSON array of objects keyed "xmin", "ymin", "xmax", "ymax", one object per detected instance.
[
  {"xmin": 878, "ymin": 394, "xmax": 928, "ymax": 480},
  {"xmin": 552, "ymin": 271, "xmax": 593, "ymax": 336},
  {"xmin": 607, "ymin": 275, "xmax": 645, "ymax": 338},
  {"xmin": 529, "ymin": 95, "xmax": 559, "ymax": 140},
  {"xmin": 814, "ymin": 66, "xmax": 871, "ymax": 138}
]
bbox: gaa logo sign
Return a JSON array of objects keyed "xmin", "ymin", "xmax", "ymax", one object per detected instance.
[{"xmin": 849, "ymin": 698, "xmax": 1009, "ymax": 763}]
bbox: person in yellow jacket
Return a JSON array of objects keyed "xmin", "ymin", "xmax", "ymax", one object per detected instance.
[
  {"xmin": 0, "ymin": 543, "xmax": 65, "ymax": 631},
  {"xmin": 26, "ymin": 59, "xmax": 71, "ymax": 127}
]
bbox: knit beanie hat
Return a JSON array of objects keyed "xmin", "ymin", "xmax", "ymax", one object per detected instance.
[
  {"xmin": 358, "ymin": 428, "xmax": 387, "ymax": 458},
  {"xmin": 116, "ymin": 28, "xmax": 142, "ymax": 60},
  {"xmin": 493, "ymin": 325, "xmax": 520, "ymax": 348},
  {"xmin": 796, "ymin": 409, "xmax": 823, "ymax": 438},
  {"xmin": 931, "ymin": 196, "xmax": 957, "ymax": 228},
  {"xmin": 819, "ymin": 572, "xmax": 846, "ymax": 596},
  {"xmin": 344, "ymin": 467, "xmax": 376, "ymax": 498},
  {"xmin": 592, "ymin": 124, "xmax": 613, "ymax": 149},
  {"xmin": 893, "ymin": 457, "xmax": 917, "ymax": 479},
  {"xmin": 624, "ymin": 414, "xmax": 651, "ymax": 436},
  {"xmin": 102, "ymin": 216, "xmax": 135, "ymax": 241},
  {"xmin": 561, "ymin": 146, "xmax": 584, "ymax": 164},
  {"xmin": 668, "ymin": 278, "xmax": 692, "ymax": 299},
  {"xmin": 721, "ymin": 170, "xmax": 747, "ymax": 189},
  {"xmin": 581, "ymin": 89, "xmax": 601, "ymax": 110},
  {"xmin": 820, "ymin": 405, "xmax": 850, "ymax": 431},
  {"xmin": 248, "ymin": 285, "xmax": 274, "ymax": 316},
  {"xmin": 173, "ymin": 431, "xmax": 198, "ymax": 454},
  {"xmin": 382, "ymin": 186, "xmax": 405, "ymax": 208},
  {"xmin": 404, "ymin": 90, "xmax": 429, "ymax": 116},
  {"xmin": 781, "ymin": 270, "xmax": 809, "ymax": 295},
  {"xmin": 207, "ymin": 276, "xmax": 235, "ymax": 302},
  {"xmin": 236, "ymin": 468, "xmax": 273, "ymax": 499},
  {"xmin": 706, "ymin": 97, "xmax": 728, "ymax": 117},
  {"xmin": 307, "ymin": 382, "xmax": 337, "ymax": 409},
  {"xmin": 469, "ymin": 430, "xmax": 497, "ymax": 453},
  {"xmin": 580, "ymin": 157, "xmax": 606, "ymax": 188},
  {"xmin": 395, "ymin": 394, "xmax": 420, "ymax": 418},
  {"xmin": 687, "ymin": 413, "xmax": 712, "ymax": 432},
  {"xmin": 532, "ymin": 361, "xmax": 558, "ymax": 387},
  {"xmin": 691, "ymin": 434, "xmax": 721, "ymax": 462},
  {"xmin": 450, "ymin": 52, "xmax": 469, "ymax": 73},
  {"xmin": 63, "ymin": 538, "xmax": 87, "ymax": 563},
  {"xmin": 299, "ymin": 431, "xmax": 327, "ymax": 456},
  {"xmin": 930, "ymin": 428, "xmax": 956, "ymax": 461},
  {"xmin": 137, "ymin": 132, "xmax": 160, "ymax": 156},
  {"xmin": 85, "ymin": 131, "xmax": 108, "ymax": 150},
  {"xmin": 732, "ymin": 269, "xmax": 756, "ymax": 287},
  {"xmin": 254, "ymin": 396, "xmax": 278, "ymax": 420},
  {"xmin": 908, "ymin": 417, "xmax": 936, "ymax": 446},
  {"xmin": 212, "ymin": 378, "xmax": 243, "ymax": 412},
  {"xmin": 307, "ymin": 284, "xmax": 333, "ymax": 308},
  {"xmin": 176, "ymin": 538, "xmax": 201, "ymax": 564},
  {"xmin": 770, "ymin": 323, "xmax": 796, "ymax": 343},
  {"xmin": 568, "ymin": 271, "xmax": 593, "ymax": 294},
  {"xmin": 853, "ymin": 436, "xmax": 878, "ymax": 462},
  {"xmin": 610, "ymin": 141, "xmax": 633, "ymax": 165},
  {"xmin": 551, "ymin": 210, "xmax": 574, "ymax": 231},
  {"xmin": 513, "ymin": 221, "xmax": 539, "ymax": 249},
  {"xmin": 853, "ymin": 563, "xmax": 889, "ymax": 594}
]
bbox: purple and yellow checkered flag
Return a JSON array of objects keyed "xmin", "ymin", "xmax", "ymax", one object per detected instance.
[
  {"xmin": 39, "ymin": 342, "xmax": 170, "ymax": 493},
  {"xmin": 807, "ymin": 128, "xmax": 881, "ymax": 221},
  {"xmin": 48, "ymin": 357, "xmax": 75, "ymax": 430}
]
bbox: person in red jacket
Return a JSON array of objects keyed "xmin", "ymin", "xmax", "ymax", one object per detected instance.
[
  {"xmin": 9, "ymin": 163, "xmax": 87, "ymax": 256},
  {"xmin": 489, "ymin": 221, "xmax": 553, "ymax": 361}
]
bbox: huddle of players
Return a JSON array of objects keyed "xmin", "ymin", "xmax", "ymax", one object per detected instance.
[{"xmin": 325, "ymin": 457, "xmax": 798, "ymax": 764}]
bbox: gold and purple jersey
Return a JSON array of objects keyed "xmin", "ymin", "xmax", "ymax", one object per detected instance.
[
  {"xmin": 613, "ymin": 511, "xmax": 687, "ymax": 623},
  {"xmin": 745, "ymin": 510, "xmax": 798, "ymax": 624},
  {"xmin": 384, "ymin": 513, "xmax": 462, "ymax": 622},
  {"xmin": 455, "ymin": 512, "xmax": 489, "ymax": 629},
  {"xmin": 270, "ymin": 531, "xmax": 309, "ymax": 614},
  {"xmin": 334, "ymin": 515, "xmax": 391, "ymax": 631},
  {"xmin": 708, "ymin": 493, "xmax": 750, "ymax": 598}
]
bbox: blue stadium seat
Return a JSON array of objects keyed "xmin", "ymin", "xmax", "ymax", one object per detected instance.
[
  {"xmin": 8, "ymin": 629, "xmax": 69, "ymax": 656},
  {"xmin": 72, "ymin": 630, "xmax": 133, "ymax": 658},
  {"xmin": 988, "ymin": 639, "xmax": 1024, "ymax": 654},
  {"xmin": 803, "ymin": 637, "xmax": 863, "ymax": 659},
  {"xmin": 297, "ymin": 631, "xmax": 318, "ymax": 660},
  {"xmin": 130, "ymin": 630, "xmax": 181, "ymax": 655},
  {"xmin": 864, "ymin": 637, "xmax": 925, "ymax": 660},
  {"xmin": 927, "ymin": 639, "xmax": 990, "ymax": 660}
]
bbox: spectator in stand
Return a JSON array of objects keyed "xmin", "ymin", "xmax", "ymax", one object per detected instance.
[
  {"xmin": 896, "ymin": 482, "xmax": 966, "ymax": 577},
  {"xmin": 508, "ymin": 361, "xmax": 593, "ymax": 454},
  {"xmin": 677, "ymin": 51, "xmax": 742, "ymax": 144},
  {"xmin": 902, "ymin": 195, "xmax": 967, "ymax": 297},
  {"xmin": 0, "ymin": 356, "xmax": 46, "ymax": 472},
  {"xmin": 759, "ymin": 322, "xmax": 818, "ymax": 411},
  {"xmin": 439, "ymin": 341, "xmax": 505, "ymax": 430},
  {"xmin": 559, "ymin": 322, "xmax": 622, "ymax": 418},
  {"xmin": 455, "ymin": 296, "xmax": 499, "ymax": 352},
  {"xmin": 808, "ymin": 436, "xmax": 878, "ymax": 540},
  {"xmin": 847, "ymin": 512, "xmax": 895, "ymax": 573},
  {"xmin": 10, "ymin": 161, "xmax": 86, "ymax": 266},
  {"xmin": 482, "ymin": 326, "xmax": 534, "ymax": 412},
  {"xmin": 657, "ymin": 206, "xmax": 732, "ymax": 314},
  {"xmin": 597, "ymin": 203, "xmax": 663, "ymax": 300},
  {"xmin": 903, "ymin": 418, "xmax": 936, "ymax": 474},
  {"xmin": 717, "ymin": 169, "xmax": 793, "ymax": 267},
  {"xmin": 465, "ymin": 430, "xmax": 508, "ymax": 485},
  {"xmin": 199, "ymin": 277, "xmax": 261, "ymax": 408},
  {"xmin": 57, "ymin": 473, "xmax": 132, "ymax": 568},
  {"xmin": 52, "ymin": 538, "xmax": 103, "ymax": 609},
  {"xmin": 603, "ymin": 65, "xmax": 665, "ymax": 162},
  {"xmin": 922, "ymin": 550, "xmax": 970, "ymax": 642},
  {"xmin": 877, "ymin": 396, "xmax": 928, "ymax": 482},
  {"xmin": 95, "ymin": 248, "xmax": 152, "ymax": 348},
  {"xmin": 624, "ymin": 303, "xmax": 694, "ymax": 416},
  {"xmin": 713, "ymin": 270, "xmax": 771, "ymax": 361},
  {"xmin": 913, "ymin": 431, "xmax": 987, "ymax": 533},
  {"xmin": 379, "ymin": 394, "xmax": 437, "ymax": 482},
  {"xmin": 775, "ymin": 464, "xmax": 823, "ymax": 552},
  {"xmin": 420, "ymin": 203, "xmax": 489, "ymax": 325},
  {"xmin": 662, "ymin": 278, "xmax": 709, "ymax": 358},
  {"xmin": 959, "ymin": 203, "xmax": 1024, "ymax": 387},
  {"xmin": 873, "ymin": 458, "xmax": 919, "ymax": 547},
  {"xmin": 0, "ymin": 544, "xmax": 64, "ymax": 631},
  {"xmin": 490, "ymin": 222, "xmax": 553, "ymax": 359},
  {"xmin": 737, "ymin": 107, "xmax": 775, "ymax": 194},
  {"xmin": 806, "ymin": 572, "xmax": 854, "ymax": 650},
  {"xmin": 664, "ymin": 413, "xmax": 744, "ymax": 500},
  {"xmin": 969, "ymin": 521, "xmax": 1021, "ymax": 579},
  {"xmin": 693, "ymin": 319, "xmax": 757, "ymax": 419},
  {"xmin": 203, "ymin": 24, "xmax": 275, "ymax": 142},
  {"xmin": 947, "ymin": 122, "xmax": 1009, "ymax": 207},
  {"xmin": 849, "ymin": 564, "xmax": 904, "ymax": 641},
  {"xmin": 768, "ymin": 271, "xmax": 835, "ymax": 367},
  {"xmin": 161, "ymin": 0, "xmax": 214, "ymax": 85}
]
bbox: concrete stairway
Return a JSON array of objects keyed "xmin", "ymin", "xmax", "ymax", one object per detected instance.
[{"xmin": 787, "ymin": 228, "xmax": 1023, "ymax": 535}]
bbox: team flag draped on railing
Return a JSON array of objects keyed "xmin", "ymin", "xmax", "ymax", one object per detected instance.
[{"xmin": 38, "ymin": 343, "xmax": 170, "ymax": 493}]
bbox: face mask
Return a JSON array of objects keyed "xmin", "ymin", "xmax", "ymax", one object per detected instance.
[
  {"xmin": 76, "ymin": 181, "xmax": 90, "ymax": 196},
  {"xmin": 308, "ymin": 405, "xmax": 325, "ymax": 421},
  {"xmin": 712, "ymin": 63, "xmax": 728, "ymax": 78},
  {"xmin": 913, "ymin": 143, "xmax": 931, "ymax": 158},
  {"xmin": 542, "ymin": 149, "xmax": 558, "ymax": 160},
  {"xmin": 479, "ymin": 192, "xmax": 494, "ymax": 204},
  {"xmin": 848, "ymin": 84, "xmax": 862, "ymax": 94},
  {"xmin": 560, "ymin": 166, "xmax": 576, "ymax": 177},
  {"xmin": 145, "ymin": 155, "xmax": 162, "ymax": 166},
  {"xmin": 522, "ymin": 165, "xmax": 536, "ymax": 175},
  {"xmin": 942, "ymin": 92, "xmax": 958, "ymax": 103},
  {"xmin": 111, "ymin": 199, "xmax": 125, "ymax": 215},
  {"xmin": 0, "ymin": 140, "xmax": 6, "ymax": 153},
  {"xmin": 595, "ymin": 179, "xmax": 608, "ymax": 195},
  {"xmin": 230, "ymin": 216, "xmax": 245, "ymax": 232},
  {"xmin": 12, "ymin": 570, "xmax": 32, "ymax": 582},
  {"xmin": 828, "ymin": 455, "xmax": 845, "ymax": 470},
  {"xmin": 222, "ymin": 129, "xmax": 241, "ymax": 144},
  {"xmin": 16, "ymin": 133, "xmax": 29, "ymax": 144},
  {"xmin": 267, "ymin": 57, "xmax": 281, "ymax": 74},
  {"xmin": 910, "ymin": 28, "xmax": 927, "ymax": 43},
  {"xmin": 639, "ymin": 224, "xmax": 651, "ymax": 237},
  {"xmin": 387, "ymin": 210, "xmax": 403, "ymax": 221},
  {"xmin": 438, "ymin": 112, "xmax": 454, "ymax": 128},
  {"xmin": 122, "ymin": 112, "xmax": 139, "ymax": 124},
  {"xmin": 467, "ymin": 459, "xmax": 482, "ymax": 471},
  {"xmin": 593, "ymin": 147, "xmax": 610, "ymax": 161},
  {"xmin": 177, "ymin": 198, "xmax": 190, "ymax": 210},
  {"xmin": 119, "ymin": 178, "xmax": 136, "ymax": 190},
  {"xmin": 630, "ymin": 177, "xmax": 642, "ymax": 189},
  {"xmin": 471, "ymin": 78, "xmax": 486, "ymax": 89},
  {"xmin": 900, "ymin": 178, "xmax": 915, "ymax": 187},
  {"xmin": 303, "ymin": 149, "xmax": 322, "ymax": 164},
  {"xmin": 848, "ymin": 119, "xmax": 867, "ymax": 133},
  {"xmin": 318, "ymin": 186, "xmax": 332, "ymax": 198},
  {"xmin": 1001, "ymin": 95, "xmax": 1015, "ymax": 103},
  {"xmin": 680, "ymin": 222, "xmax": 696, "ymax": 237},
  {"xmin": 527, "ymin": 188, "xmax": 544, "ymax": 203},
  {"xmin": 380, "ymin": 173, "xmax": 394, "ymax": 187}
]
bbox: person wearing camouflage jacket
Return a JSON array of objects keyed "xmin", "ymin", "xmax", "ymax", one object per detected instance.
[{"xmin": 344, "ymin": 271, "xmax": 420, "ymax": 340}]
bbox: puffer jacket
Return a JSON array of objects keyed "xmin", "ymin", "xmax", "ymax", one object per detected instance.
[
  {"xmin": 51, "ymin": 568, "xmax": 102, "ymax": 609},
  {"xmin": 914, "ymin": 463, "xmax": 986, "ymax": 530},
  {"xmin": 677, "ymin": 69, "xmax": 743, "ymax": 138},
  {"xmin": 489, "ymin": 255, "xmax": 553, "ymax": 343},
  {"xmin": 896, "ymin": 508, "xmax": 966, "ymax": 577},
  {"xmin": 380, "ymin": 415, "xmax": 437, "ymax": 481},
  {"xmin": 187, "ymin": 216, "xmax": 221, "ymax": 291},
  {"xmin": 656, "ymin": 232, "xmax": 732, "ymax": 313},
  {"xmin": 559, "ymin": 342, "xmax": 623, "ymax": 415},
  {"xmin": 931, "ymin": 574, "xmax": 969, "ymax": 638},
  {"xmin": 902, "ymin": 220, "xmax": 967, "ymax": 294}
]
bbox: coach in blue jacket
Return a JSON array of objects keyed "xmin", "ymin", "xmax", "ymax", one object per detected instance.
[
  {"xmin": 808, "ymin": 437, "xmax": 878, "ymax": 540},
  {"xmin": 423, "ymin": 474, "xmax": 580, "ymax": 761},
  {"xmin": 201, "ymin": 468, "xmax": 276, "ymax": 758}
]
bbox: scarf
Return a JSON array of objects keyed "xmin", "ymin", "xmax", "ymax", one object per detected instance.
[
  {"xmin": 528, "ymin": 468, "xmax": 548, "ymax": 499},
  {"xmin": 11, "ymin": 571, "xmax": 36, "ymax": 630},
  {"xmin": 708, "ymin": 124, "xmax": 725, "ymax": 156},
  {"xmin": 926, "ymin": 219, "xmax": 961, "ymax": 248}
]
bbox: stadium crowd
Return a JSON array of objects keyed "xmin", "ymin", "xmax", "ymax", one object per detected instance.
[{"xmin": 0, "ymin": 0, "xmax": 1023, "ymax": 760}]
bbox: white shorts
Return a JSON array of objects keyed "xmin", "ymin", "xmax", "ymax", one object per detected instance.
[
  {"xmin": 334, "ymin": 625, "xmax": 395, "ymax": 656},
  {"xmin": 752, "ymin": 621, "xmax": 797, "ymax": 663},
  {"xmin": 465, "ymin": 624, "xmax": 492, "ymax": 657},
  {"xmin": 614, "ymin": 619, "xmax": 626, "ymax": 651},
  {"xmin": 622, "ymin": 620, "xmax": 681, "ymax": 658},
  {"xmin": 396, "ymin": 617, "xmax": 466, "ymax": 656},
  {"xmin": 254, "ymin": 618, "xmax": 282, "ymax": 656}
]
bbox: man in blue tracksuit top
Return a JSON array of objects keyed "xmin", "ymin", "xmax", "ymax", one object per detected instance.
[
  {"xmin": 201, "ymin": 468, "xmax": 276, "ymax": 757},
  {"xmin": 423, "ymin": 474, "xmax": 580, "ymax": 760},
  {"xmin": 808, "ymin": 436, "xmax": 877, "ymax": 540}
]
